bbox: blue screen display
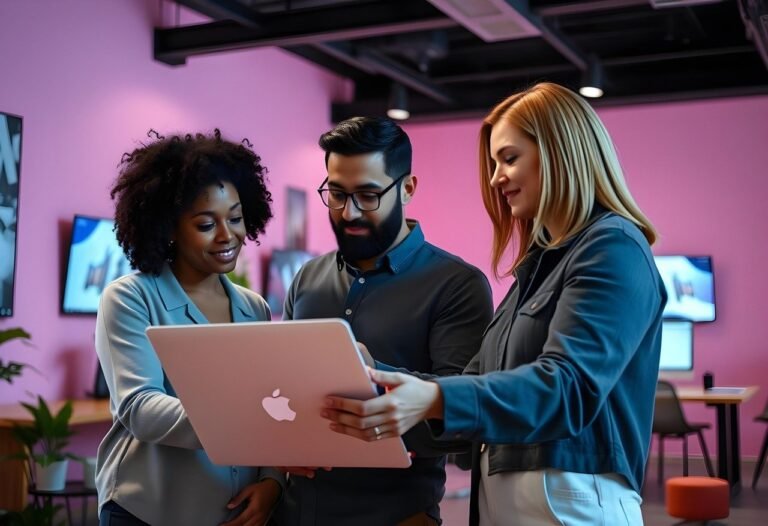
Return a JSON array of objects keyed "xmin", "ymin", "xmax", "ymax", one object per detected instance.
[
  {"xmin": 659, "ymin": 320, "xmax": 694, "ymax": 371},
  {"xmin": 654, "ymin": 255, "xmax": 715, "ymax": 323},
  {"xmin": 62, "ymin": 215, "xmax": 134, "ymax": 314}
]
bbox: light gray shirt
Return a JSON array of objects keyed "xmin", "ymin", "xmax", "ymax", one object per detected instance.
[{"xmin": 95, "ymin": 264, "xmax": 283, "ymax": 525}]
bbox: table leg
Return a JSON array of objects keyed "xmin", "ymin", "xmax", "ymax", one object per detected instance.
[
  {"xmin": 714, "ymin": 402, "xmax": 743, "ymax": 493},
  {"xmin": 729, "ymin": 404, "xmax": 741, "ymax": 490},
  {"xmin": 716, "ymin": 404, "xmax": 728, "ymax": 480}
]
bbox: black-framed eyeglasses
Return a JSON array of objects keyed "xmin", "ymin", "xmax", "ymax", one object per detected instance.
[{"xmin": 317, "ymin": 173, "xmax": 409, "ymax": 212}]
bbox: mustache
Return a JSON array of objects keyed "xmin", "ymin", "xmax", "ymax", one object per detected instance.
[{"xmin": 337, "ymin": 219, "xmax": 373, "ymax": 230}]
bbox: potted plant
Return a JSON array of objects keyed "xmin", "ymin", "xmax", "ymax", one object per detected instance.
[
  {"xmin": 0, "ymin": 501, "xmax": 64, "ymax": 526},
  {"xmin": 0, "ymin": 327, "xmax": 32, "ymax": 385},
  {"xmin": 9, "ymin": 396, "xmax": 79, "ymax": 491},
  {"xmin": 227, "ymin": 256, "xmax": 252, "ymax": 289}
]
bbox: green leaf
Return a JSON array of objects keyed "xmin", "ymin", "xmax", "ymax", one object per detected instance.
[
  {"xmin": 0, "ymin": 360, "xmax": 26, "ymax": 383},
  {"xmin": 0, "ymin": 327, "xmax": 31, "ymax": 346},
  {"xmin": 5, "ymin": 397, "xmax": 77, "ymax": 473},
  {"xmin": 53, "ymin": 401, "xmax": 73, "ymax": 435}
]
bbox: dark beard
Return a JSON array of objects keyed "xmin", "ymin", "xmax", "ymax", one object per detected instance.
[{"xmin": 331, "ymin": 201, "xmax": 404, "ymax": 265}]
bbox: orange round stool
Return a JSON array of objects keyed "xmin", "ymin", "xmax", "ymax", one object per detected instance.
[{"xmin": 666, "ymin": 476, "xmax": 729, "ymax": 522}]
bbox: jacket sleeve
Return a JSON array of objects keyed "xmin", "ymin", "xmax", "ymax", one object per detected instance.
[
  {"xmin": 435, "ymin": 225, "xmax": 662, "ymax": 443},
  {"xmin": 95, "ymin": 280, "xmax": 203, "ymax": 449}
]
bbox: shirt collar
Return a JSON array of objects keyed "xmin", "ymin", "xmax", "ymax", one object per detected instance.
[
  {"xmin": 540, "ymin": 202, "xmax": 614, "ymax": 253},
  {"xmin": 219, "ymin": 274, "xmax": 260, "ymax": 321},
  {"xmin": 338, "ymin": 219, "xmax": 425, "ymax": 276},
  {"xmin": 154, "ymin": 263, "xmax": 258, "ymax": 322},
  {"xmin": 155, "ymin": 263, "xmax": 189, "ymax": 312}
]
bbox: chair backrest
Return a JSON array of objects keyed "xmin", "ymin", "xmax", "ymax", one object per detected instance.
[
  {"xmin": 653, "ymin": 380, "xmax": 693, "ymax": 435},
  {"xmin": 757, "ymin": 396, "xmax": 768, "ymax": 423}
]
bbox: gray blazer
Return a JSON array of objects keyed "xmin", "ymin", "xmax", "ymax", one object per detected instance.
[{"xmin": 95, "ymin": 264, "xmax": 283, "ymax": 525}]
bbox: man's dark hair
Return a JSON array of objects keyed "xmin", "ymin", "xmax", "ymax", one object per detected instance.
[
  {"xmin": 110, "ymin": 129, "xmax": 272, "ymax": 275},
  {"xmin": 318, "ymin": 117, "xmax": 412, "ymax": 180}
]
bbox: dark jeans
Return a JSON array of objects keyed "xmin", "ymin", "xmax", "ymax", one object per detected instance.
[{"xmin": 99, "ymin": 501, "xmax": 150, "ymax": 526}]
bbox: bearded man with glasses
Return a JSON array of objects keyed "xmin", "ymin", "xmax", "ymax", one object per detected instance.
[{"xmin": 270, "ymin": 116, "xmax": 493, "ymax": 526}]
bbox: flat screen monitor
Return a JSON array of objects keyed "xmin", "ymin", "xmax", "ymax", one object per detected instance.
[
  {"xmin": 0, "ymin": 111, "xmax": 22, "ymax": 317},
  {"xmin": 61, "ymin": 215, "xmax": 134, "ymax": 315},
  {"xmin": 658, "ymin": 320, "xmax": 694, "ymax": 378},
  {"xmin": 265, "ymin": 249, "xmax": 314, "ymax": 316},
  {"xmin": 654, "ymin": 255, "xmax": 715, "ymax": 322}
]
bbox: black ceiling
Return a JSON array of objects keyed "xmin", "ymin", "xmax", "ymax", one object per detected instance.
[{"xmin": 155, "ymin": 0, "xmax": 768, "ymax": 122}]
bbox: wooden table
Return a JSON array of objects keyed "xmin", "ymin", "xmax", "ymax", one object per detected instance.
[
  {"xmin": 676, "ymin": 386, "xmax": 759, "ymax": 492},
  {"xmin": 0, "ymin": 399, "xmax": 111, "ymax": 511}
]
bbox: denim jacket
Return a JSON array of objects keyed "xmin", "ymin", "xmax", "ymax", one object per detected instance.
[{"xmin": 435, "ymin": 210, "xmax": 666, "ymax": 525}]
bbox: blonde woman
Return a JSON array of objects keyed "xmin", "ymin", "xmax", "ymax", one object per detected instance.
[{"xmin": 323, "ymin": 82, "xmax": 666, "ymax": 525}]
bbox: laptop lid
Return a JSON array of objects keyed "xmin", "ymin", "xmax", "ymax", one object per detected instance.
[{"xmin": 147, "ymin": 318, "xmax": 411, "ymax": 468}]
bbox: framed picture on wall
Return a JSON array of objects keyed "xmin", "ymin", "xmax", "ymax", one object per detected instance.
[
  {"xmin": 264, "ymin": 249, "xmax": 314, "ymax": 316},
  {"xmin": 0, "ymin": 111, "xmax": 22, "ymax": 317},
  {"xmin": 285, "ymin": 187, "xmax": 307, "ymax": 251}
]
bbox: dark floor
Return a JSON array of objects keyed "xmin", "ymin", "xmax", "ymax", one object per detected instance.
[{"xmin": 441, "ymin": 456, "xmax": 768, "ymax": 525}]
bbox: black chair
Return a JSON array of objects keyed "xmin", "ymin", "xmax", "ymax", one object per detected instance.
[
  {"xmin": 751, "ymin": 397, "xmax": 768, "ymax": 488},
  {"xmin": 653, "ymin": 380, "xmax": 715, "ymax": 484}
]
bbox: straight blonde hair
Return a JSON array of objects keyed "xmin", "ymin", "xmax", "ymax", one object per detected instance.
[{"xmin": 479, "ymin": 82, "xmax": 657, "ymax": 278}]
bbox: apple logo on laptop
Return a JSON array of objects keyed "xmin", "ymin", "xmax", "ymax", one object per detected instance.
[{"xmin": 262, "ymin": 388, "xmax": 296, "ymax": 422}]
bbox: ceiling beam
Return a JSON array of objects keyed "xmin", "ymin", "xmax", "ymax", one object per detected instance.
[
  {"xmin": 537, "ymin": 22, "xmax": 589, "ymax": 71},
  {"xmin": 305, "ymin": 42, "xmax": 455, "ymax": 105},
  {"xmin": 498, "ymin": 1, "xmax": 590, "ymax": 70},
  {"xmin": 356, "ymin": 47, "xmax": 456, "ymax": 105},
  {"xmin": 333, "ymin": 84, "xmax": 768, "ymax": 123},
  {"xmin": 534, "ymin": 0, "xmax": 649, "ymax": 17},
  {"xmin": 434, "ymin": 63, "xmax": 573, "ymax": 84},
  {"xmin": 174, "ymin": 0, "xmax": 265, "ymax": 28},
  {"xmin": 154, "ymin": 1, "xmax": 457, "ymax": 65},
  {"xmin": 602, "ymin": 45, "xmax": 756, "ymax": 66}
]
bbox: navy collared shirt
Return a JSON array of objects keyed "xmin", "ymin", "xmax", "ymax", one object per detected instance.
[{"xmin": 279, "ymin": 221, "xmax": 493, "ymax": 526}]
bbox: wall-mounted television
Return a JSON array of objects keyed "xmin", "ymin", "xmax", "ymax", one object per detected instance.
[
  {"xmin": 654, "ymin": 255, "xmax": 715, "ymax": 323},
  {"xmin": 658, "ymin": 320, "xmax": 694, "ymax": 379},
  {"xmin": 0, "ymin": 111, "xmax": 23, "ymax": 317},
  {"xmin": 264, "ymin": 249, "xmax": 314, "ymax": 317},
  {"xmin": 61, "ymin": 215, "xmax": 134, "ymax": 315}
]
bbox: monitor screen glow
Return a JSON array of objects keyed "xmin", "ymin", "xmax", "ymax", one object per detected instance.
[
  {"xmin": 61, "ymin": 215, "xmax": 134, "ymax": 315},
  {"xmin": 654, "ymin": 255, "xmax": 715, "ymax": 323},
  {"xmin": 659, "ymin": 320, "xmax": 694, "ymax": 372},
  {"xmin": 0, "ymin": 111, "xmax": 22, "ymax": 317}
]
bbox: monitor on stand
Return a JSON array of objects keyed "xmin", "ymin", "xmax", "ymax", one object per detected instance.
[{"xmin": 658, "ymin": 320, "xmax": 694, "ymax": 380}]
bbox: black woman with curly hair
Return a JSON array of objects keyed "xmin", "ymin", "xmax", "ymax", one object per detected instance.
[{"xmin": 94, "ymin": 130, "xmax": 282, "ymax": 526}]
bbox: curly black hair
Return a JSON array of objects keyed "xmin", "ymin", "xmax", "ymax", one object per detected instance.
[{"xmin": 111, "ymin": 129, "xmax": 273, "ymax": 275}]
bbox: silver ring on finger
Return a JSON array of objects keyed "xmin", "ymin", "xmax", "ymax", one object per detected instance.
[{"xmin": 374, "ymin": 426, "xmax": 382, "ymax": 440}]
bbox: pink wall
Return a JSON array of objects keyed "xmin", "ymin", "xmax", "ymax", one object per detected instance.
[
  {"xmin": 0, "ymin": 0, "xmax": 343, "ymax": 409},
  {"xmin": 404, "ymin": 96, "xmax": 768, "ymax": 457}
]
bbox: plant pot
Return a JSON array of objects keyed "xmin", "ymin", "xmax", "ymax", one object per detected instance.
[{"xmin": 34, "ymin": 459, "xmax": 68, "ymax": 491}]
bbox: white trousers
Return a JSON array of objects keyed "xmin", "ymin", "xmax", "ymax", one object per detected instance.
[{"xmin": 478, "ymin": 451, "xmax": 643, "ymax": 526}]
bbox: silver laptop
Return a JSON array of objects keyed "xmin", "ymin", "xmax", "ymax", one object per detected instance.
[{"xmin": 146, "ymin": 318, "xmax": 411, "ymax": 468}]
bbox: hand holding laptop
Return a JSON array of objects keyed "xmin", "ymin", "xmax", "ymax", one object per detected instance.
[{"xmin": 323, "ymin": 368, "xmax": 444, "ymax": 442}]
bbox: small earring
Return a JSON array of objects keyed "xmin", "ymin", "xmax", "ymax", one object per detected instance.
[{"xmin": 166, "ymin": 240, "xmax": 176, "ymax": 262}]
